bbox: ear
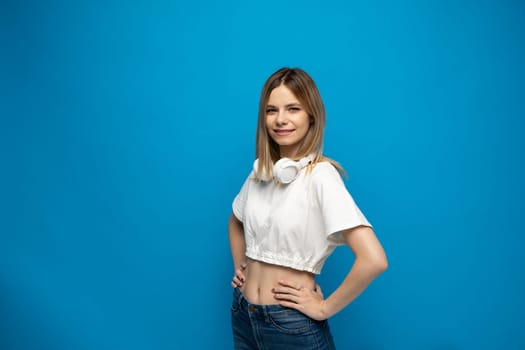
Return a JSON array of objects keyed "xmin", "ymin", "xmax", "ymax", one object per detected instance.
[{"xmin": 309, "ymin": 115, "xmax": 314, "ymax": 124}]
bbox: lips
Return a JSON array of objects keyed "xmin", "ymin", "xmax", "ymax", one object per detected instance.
[{"xmin": 274, "ymin": 129, "xmax": 295, "ymax": 136}]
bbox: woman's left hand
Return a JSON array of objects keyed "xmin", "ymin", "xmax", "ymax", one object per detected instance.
[{"xmin": 272, "ymin": 280, "xmax": 328, "ymax": 321}]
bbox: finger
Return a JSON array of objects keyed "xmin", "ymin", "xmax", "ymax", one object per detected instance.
[
  {"xmin": 273, "ymin": 292, "xmax": 300, "ymax": 304},
  {"xmin": 272, "ymin": 286, "xmax": 301, "ymax": 296},
  {"xmin": 240, "ymin": 262, "xmax": 247, "ymax": 270},
  {"xmin": 278, "ymin": 280, "xmax": 303, "ymax": 291},
  {"xmin": 278, "ymin": 300, "xmax": 304, "ymax": 311},
  {"xmin": 232, "ymin": 276, "xmax": 244, "ymax": 287},
  {"xmin": 235, "ymin": 271, "xmax": 245, "ymax": 281}
]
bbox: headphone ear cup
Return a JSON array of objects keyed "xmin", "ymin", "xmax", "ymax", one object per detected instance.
[
  {"xmin": 255, "ymin": 153, "xmax": 315, "ymax": 184},
  {"xmin": 273, "ymin": 158, "xmax": 301, "ymax": 184}
]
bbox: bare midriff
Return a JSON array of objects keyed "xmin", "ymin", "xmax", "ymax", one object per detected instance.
[{"xmin": 240, "ymin": 258, "xmax": 316, "ymax": 305}]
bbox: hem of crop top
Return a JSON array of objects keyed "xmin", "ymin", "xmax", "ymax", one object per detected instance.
[{"xmin": 245, "ymin": 249, "xmax": 323, "ymax": 275}]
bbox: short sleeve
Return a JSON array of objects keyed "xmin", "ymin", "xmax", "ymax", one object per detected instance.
[
  {"xmin": 312, "ymin": 163, "xmax": 372, "ymax": 244},
  {"xmin": 232, "ymin": 172, "xmax": 253, "ymax": 222}
]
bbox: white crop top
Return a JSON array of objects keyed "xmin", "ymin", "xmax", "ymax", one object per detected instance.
[{"xmin": 232, "ymin": 162, "xmax": 371, "ymax": 274}]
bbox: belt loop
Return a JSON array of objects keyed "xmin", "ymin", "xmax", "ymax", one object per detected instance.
[{"xmin": 263, "ymin": 305, "xmax": 270, "ymax": 322}]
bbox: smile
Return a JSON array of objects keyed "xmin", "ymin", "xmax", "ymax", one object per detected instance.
[{"xmin": 274, "ymin": 129, "xmax": 295, "ymax": 136}]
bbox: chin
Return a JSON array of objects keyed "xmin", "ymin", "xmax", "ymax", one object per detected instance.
[{"xmin": 274, "ymin": 140, "xmax": 298, "ymax": 147}]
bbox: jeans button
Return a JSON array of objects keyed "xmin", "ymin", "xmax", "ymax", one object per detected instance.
[{"xmin": 248, "ymin": 305, "xmax": 256, "ymax": 312}]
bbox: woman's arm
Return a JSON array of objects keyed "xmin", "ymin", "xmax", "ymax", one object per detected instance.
[
  {"xmin": 321, "ymin": 226, "xmax": 388, "ymax": 317},
  {"xmin": 273, "ymin": 225, "xmax": 387, "ymax": 320},
  {"xmin": 229, "ymin": 213, "xmax": 247, "ymax": 288}
]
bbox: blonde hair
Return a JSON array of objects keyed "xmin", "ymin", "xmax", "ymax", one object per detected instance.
[{"xmin": 255, "ymin": 67, "xmax": 344, "ymax": 179}]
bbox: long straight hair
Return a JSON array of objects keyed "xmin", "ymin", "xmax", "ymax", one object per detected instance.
[{"xmin": 255, "ymin": 67, "xmax": 344, "ymax": 179}]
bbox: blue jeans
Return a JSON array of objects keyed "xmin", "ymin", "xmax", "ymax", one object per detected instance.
[{"xmin": 231, "ymin": 288, "xmax": 336, "ymax": 349}]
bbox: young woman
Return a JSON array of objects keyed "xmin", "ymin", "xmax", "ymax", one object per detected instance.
[{"xmin": 228, "ymin": 67, "xmax": 388, "ymax": 349}]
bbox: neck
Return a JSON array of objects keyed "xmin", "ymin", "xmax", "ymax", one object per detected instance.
[{"xmin": 279, "ymin": 145, "xmax": 300, "ymax": 159}]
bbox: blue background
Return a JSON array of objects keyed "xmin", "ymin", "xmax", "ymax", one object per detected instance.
[{"xmin": 2, "ymin": 0, "xmax": 524, "ymax": 349}]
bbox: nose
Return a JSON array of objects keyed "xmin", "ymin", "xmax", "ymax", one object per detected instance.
[{"xmin": 275, "ymin": 110, "xmax": 288, "ymax": 126}]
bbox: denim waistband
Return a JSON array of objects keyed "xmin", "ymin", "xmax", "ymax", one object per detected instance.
[{"xmin": 233, "ymin": 287, "xmax": 289, "ymax": 314}]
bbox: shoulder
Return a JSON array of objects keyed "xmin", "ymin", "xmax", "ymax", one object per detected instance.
[
  {"xmin": 309, "ymin": 161, "xmax": 345, "ymax": 189},
  {"xmin": 311, "ymin": 161, "xmax": 342, "ymax": 178}
]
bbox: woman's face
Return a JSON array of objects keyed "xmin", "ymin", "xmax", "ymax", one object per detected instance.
[{"xmin": 265, "ymin": 84, "xmax": 311, "ymax": 158}]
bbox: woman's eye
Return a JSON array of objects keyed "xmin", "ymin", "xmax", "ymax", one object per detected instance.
[
  {"xmin": 289, "ymin": 107, "xmax": 301, "ymax": 112},
  {"xmin": 266, "ymin": 108, "xmax": 277, "ymax": 114}
]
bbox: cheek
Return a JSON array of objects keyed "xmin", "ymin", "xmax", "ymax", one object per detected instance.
[
  {"xmin": 300, "ymin": 126, "xmax": 310, "ymax": 138},
  {"xmin": 265, "ymin": 119, "xmax": 273, "ymax": 133},
  {"xmin": 300, "ymin": 119, "xmax": 312, "ymax": 138},
  {"xmin": 298, "ymin": 115, "xmax": 311, "ymax": 131},
  {"xmin": 265, "ymin": 118, "xmax": 276, "ymax": 138},
  {"xmin": 265, "ymin": 114, "xmax": 274, "ymax": 126}
]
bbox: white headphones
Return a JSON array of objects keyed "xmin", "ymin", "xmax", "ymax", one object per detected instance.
[{"xmin": 253, "ymin": 154, "xmax": 314, "ymax": 184}]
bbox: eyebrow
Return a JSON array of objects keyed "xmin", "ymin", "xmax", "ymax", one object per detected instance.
[{"xmin": 266, "ymin": 103, "xmax": 302, "ymax": 108}]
